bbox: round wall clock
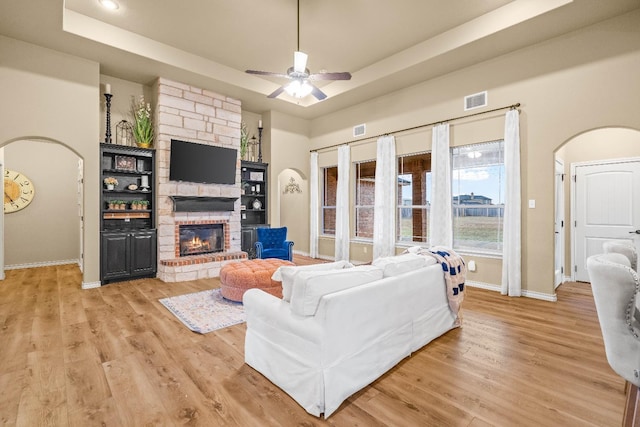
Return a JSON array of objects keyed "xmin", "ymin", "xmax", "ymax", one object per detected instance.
[{"xmin": 4, "ymin": 169, "xmax": 35, "ymax": 213}]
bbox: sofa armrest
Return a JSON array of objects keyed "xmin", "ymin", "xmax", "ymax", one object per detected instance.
[
  {"xmin": 255, "ymin": 241, "xmax": 264, "ymax": 258},
  {"xmin": 243, "ymin": 288, "xmax": 322, "ymax": 345},
  {"xmin": 283, "ymin": 240, "xmax": 294, "ymax": 261}
]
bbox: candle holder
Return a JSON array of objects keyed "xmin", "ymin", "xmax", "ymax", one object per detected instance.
[
  {"xmin": 104, "ymin": 93, "xmax": 113, "ymax": 144},
  {"xmin": 258, "ymin": 124, "xmax": 263, "ymax": 163}
]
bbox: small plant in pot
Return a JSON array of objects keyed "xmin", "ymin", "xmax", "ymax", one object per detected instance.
[
  {"xmin": 118, "ymin": 200, "xmax": 126, "ymax": 210},
  {"xmin": 104, "ymin": 177, "xmax": 118, "ymax": 190},
  {"xmin": 108, "ymin": 200, "xmax": 118, "ymax": 210},
  {"xmin": 139, "ymin": 200, "xmax": 150, "ymax": 210}
]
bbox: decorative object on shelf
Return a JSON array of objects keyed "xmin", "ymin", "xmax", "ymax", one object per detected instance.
[
  {"xmin": 240, "ymin": 122, "xmax": 249, "ymax": 160},
  {"xmin": 137, "ymin": 159, "xmax": 145, "ymax": 172},
  {"xmin": 104, "ymin": 84, "xmax": 113, "ymax": 143},
  {"xmin": 108, "ymin": 200, "xmax": 117, "ymax": 210},
  {"xmin": 248, "ymin": 135, "xmax": 258, "ymax": 162},
  {"xmin": 140, "ymin": 175, "xmax": 150, "ymax": 191},
  {"xmin": 283, "ymin": 177, "xmax": 302, "ymax": 194},
  {"xmin": 131, "ymin": 94, "xmax": 154, "ymax": 148},
  {"xmin": 4, "ymin": 169, "xmax": 35, "ymax": 213},
  {"xmin": 127, "ymin": 184, "xmax": 138, "ymax": 190},
  {"xmin": 116, "ymin": 120, "xmax": 134, "ymax": 146},
  {"xmin": 114, "ymin": 155, "xmax": 136, "ymax": 171},
  {"xmin": 252, "ymin": 198, "xmax": 262, "ymax": 210},
  {"xmin": 104, "ymin": 176, "xmax": 118, "ymax": 190},
  {"xmin": 258, "ymin": 120, "xmax": 263, "ymax": 163},
  {"xmin": 249, "ymin": 171, "xmax": 264, "ymax": 181}
]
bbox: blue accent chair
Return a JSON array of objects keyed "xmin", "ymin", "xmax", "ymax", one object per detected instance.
[{"xmin": 255, "ymin": 227, "xmax": 294, "ymax": 261}]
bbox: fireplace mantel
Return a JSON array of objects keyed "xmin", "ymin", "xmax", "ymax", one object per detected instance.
[{"xmin": 170, "ymin": 196, "xmax": 238, "ymax": 212}]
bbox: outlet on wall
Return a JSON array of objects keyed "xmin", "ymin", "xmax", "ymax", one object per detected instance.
[
  {"xmin": 363, "ymin": 246, "xmax": 368, "ymax": 254},
  {"xmin": 468, "ymin": 260, "xmax": 477, "ymax": 272}
]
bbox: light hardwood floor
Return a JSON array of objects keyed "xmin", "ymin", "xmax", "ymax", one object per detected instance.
[{"xmin": 0, "ymin": 257, "xmax": 626, "ymax": 426}]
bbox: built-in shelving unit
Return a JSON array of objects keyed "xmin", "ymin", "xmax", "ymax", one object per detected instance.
[
  {"xmin": 100, "ymin": 143, "xmax": 157, "ymax": 284},
  {"xmin": 240, "ymin": 161, "xmax": 268, "ymax": 258}
]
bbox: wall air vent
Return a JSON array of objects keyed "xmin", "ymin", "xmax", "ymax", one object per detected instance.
[
  {"xmin": 464, "ymin": 91, "xmax": 488, "ymax": 111},
  {"xmin": 353, "ymin": 123, "xmax": 366, "ymax": 138}
]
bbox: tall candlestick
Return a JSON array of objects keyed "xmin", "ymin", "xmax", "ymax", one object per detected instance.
[
  {"xmin": 104, "ymin": 93, "xmax": 113, "ymax": 144},
  {"xmin": 258, "ymin": 124, "xmax": 263, "ymax": 163}
]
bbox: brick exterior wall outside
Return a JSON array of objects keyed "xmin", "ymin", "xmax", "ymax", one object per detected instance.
[
  {"xmin": 355, "ymin": 161, "xmax": 376, "ymax": 238},
  {"xmin": 322, "ymin": 166, "xmax": 337, "ymax": 234},
  {"xmin": 154, "ymin": 78, "xmax": 245, "ymax": 282}
]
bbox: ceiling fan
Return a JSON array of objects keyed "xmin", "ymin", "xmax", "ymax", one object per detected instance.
[{"xmin": 245, "ymin": 0, "xmax": 351, "ymax": 101}]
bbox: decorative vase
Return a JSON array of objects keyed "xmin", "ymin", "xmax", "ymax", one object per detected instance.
[{"xmin": 107, "ymin": 184, "xmax": 115, "ymax": 190}]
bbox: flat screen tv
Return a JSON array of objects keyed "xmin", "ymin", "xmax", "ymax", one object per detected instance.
[{"xmin": 169, "ymin": 139, "xmax": 237, "ymax": 185}]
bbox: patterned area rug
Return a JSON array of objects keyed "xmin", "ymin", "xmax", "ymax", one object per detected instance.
[{"xmin": 159, "ymin": 288, "xmax": 245, "ymax": 334}]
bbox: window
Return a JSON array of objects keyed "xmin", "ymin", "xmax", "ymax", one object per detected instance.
[
  {"xmin": 321, "ymin": 166, "xmax": 337, "ymax": 235},
  {"xmin": 397, "ymin": 152, "xmax": 432, "ymax": 243},
  {"xmin": 452, "ymin": 141, "xmax": 505, "ymax": 253},
  {"xmin": 355, "ymin": 161, "xmax": 376, "ymax": 238}
]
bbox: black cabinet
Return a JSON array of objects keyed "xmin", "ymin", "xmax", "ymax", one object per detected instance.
[
  {"xmin": 101, "ymin": 231, "xmax": 157, "ymax": 282},
  {"xmin": 240, "ymin": 161, "xmax": 268, "ymax": 258},
  {"xmin": 100, "ymin": 144, "xmax": 156, "ymax": 284}
]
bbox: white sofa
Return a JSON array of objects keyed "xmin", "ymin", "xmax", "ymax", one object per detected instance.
[{"xmin": 243, "ymin": 254, "xmax": 460, "ymax": 418}]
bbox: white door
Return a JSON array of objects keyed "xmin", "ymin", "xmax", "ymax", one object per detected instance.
[
  {"xmin": 573, "ymin": 159, "xmax": 640, "ymax": 282},
  {"xmin": 554, "ymin": 159, "xmax": 565, "ymax": 288}
]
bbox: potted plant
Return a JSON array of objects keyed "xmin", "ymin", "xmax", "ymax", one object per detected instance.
[
  {"xmin": 139, "ymin": 200, "xmax": 150, "ymax": 210},
  {"xmin": 104, "ymin": 177, "xmax": 118, "ymax": 190},
  {"xmin": 240, "ymin": 122, "xmax": 248, "ymax": 160},
  {"xmin": 118, "ymin": 200, "xmax": 126, "ymax": 210},
  {"xmin": 131, "ymin": 200, "xmax": 139, "ymax": 210},
  {"xmin": 108, "ymin": 200, "xmax": 117, "ymax": 210},
  {"xmin": 131, "ymin": 95, "xmax": 154, "ymax": 148}
]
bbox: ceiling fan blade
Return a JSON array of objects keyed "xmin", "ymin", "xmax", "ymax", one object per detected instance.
[
  {"xmin": 310, "ymin": 85, "xmax": 327, "ymax": 101},
  {"xmin": 309, "ymin": 72, "xmax": 352, "ymax": 81},
  {"xmin": 293, "ymin": 51, "xmax": 308, "ymax": 73},
  {"xmin": 267, "ymin": 86, "xmax": 286, "ymax": 99},
  {"xmin": 246, "ymin": 70, "xmax": 291, "ymax": 79}
]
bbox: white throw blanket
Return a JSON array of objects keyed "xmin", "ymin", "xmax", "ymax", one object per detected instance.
[{"xmin": 405, "ymin": 246, "xmax": 466, "ymax": 325}]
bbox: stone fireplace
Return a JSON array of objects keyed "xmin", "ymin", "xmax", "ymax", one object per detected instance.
[{"xmin": 155, "ymin": 78, "xmax": 247, "ymax": 282}]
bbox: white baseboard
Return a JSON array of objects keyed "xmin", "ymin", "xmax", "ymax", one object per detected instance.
[
  {"xmin": 5, "ymin": 259, "xmax": 80, "ymax": 270},
  {"xmin": 82, "ymin": 281, "xmax": 101, "ymax": 289},
  {"xmin": 466, "ymin": 280, "xmax": 558, "ymax": 302},
  {"xmin": 292, "ymin": 250, "xmax": 310, "ymax": 257}
]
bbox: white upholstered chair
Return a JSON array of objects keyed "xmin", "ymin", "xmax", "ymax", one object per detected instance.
[
  {"xmin": 603, "ymin": 241, "xmax": 638, "ymax": 271},
  {"xmin": 587, "ymin": 252, "xmax": 640, "ymax": 387}
]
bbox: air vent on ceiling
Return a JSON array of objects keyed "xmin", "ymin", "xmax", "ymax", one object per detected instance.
[
  {"xmin": 353, "ymin": 123, "xmax": 366, "ymax": 137},
  {"xmin": 464, "ymin": 91, "xmax": 488, "ymax": 111}
]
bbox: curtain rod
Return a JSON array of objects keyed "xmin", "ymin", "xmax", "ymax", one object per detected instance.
[{"xmin": 310, "ymin": 102, "xmax": 520, "ymax": 153}]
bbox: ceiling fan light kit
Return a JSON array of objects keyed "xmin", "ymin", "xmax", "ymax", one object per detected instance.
[{"xmin": 245, "ymin": 0, "xmax": 351, "ymax": 101}]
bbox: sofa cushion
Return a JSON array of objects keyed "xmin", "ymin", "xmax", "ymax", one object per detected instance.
[
  {"xmin": 372, "ymin": 253, "xmax": 434, "ymax": 277},
  {"xmin": 272, "ymin": 261, "xmax": 354, "ymax": 302},
  {"xmin": 290, "ymin": 265, "xmax": 383, "ymax": 316}
]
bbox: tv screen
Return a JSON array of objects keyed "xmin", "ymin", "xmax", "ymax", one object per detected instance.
[{"xmin": 169, "ymin": 139, "xmax": 237, "ymax": 185}]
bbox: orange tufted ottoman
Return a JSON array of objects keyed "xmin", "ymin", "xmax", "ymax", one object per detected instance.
[{"xmin": 219, "ymin": 258, "xmax": 295, "ymax": 302}]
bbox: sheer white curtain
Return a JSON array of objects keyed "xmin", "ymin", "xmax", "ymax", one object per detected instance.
[
  {"xmin": 501, "ymin": 109, "xmax": 522, "ymax": 296},
  {"xmin": 335, "ymin": 145, "xmax": 350, "ymax": 261},
  {"xmin": 373, "ymin": 135, "xmax": 397, "ymax": 259},
  {"xmin": 309, "ymin": 152, "xmax": 319, "ymax": 258},
  {"xmin": 429, "ymin": 123, "xmax": 453, "ymax": 248}
]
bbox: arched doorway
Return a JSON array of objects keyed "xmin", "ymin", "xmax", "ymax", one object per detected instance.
[
  {"xmin": 1, "ymin": 138, "xmax": 84, "ymax": 277},
  {"xmin": 554, "ymin": 127, "xmax": 640, "ymax": 284}
]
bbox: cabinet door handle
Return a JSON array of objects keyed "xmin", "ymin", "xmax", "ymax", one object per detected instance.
[{"xmin": 629, "ymin": 230, "xmax": 640, "ymax": 234}]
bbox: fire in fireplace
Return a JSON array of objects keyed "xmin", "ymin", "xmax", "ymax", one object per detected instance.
[{"xmin": 179, "ymin": 224, "xmax": 224, "ymax": 257}]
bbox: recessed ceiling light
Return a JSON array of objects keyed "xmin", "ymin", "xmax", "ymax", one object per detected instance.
[{"xmin": 99, "ymin": 0, "xmax": 119, "ymax": 10}]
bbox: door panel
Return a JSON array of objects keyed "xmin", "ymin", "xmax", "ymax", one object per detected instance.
[{"xmin": 574, "ymin": 160, "xmax": 640, "ymax": 281}]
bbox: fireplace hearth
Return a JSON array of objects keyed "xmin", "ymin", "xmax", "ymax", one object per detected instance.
[{"xmin": 179, "ymin": 224, "xmax": 224, "ymax": 257}]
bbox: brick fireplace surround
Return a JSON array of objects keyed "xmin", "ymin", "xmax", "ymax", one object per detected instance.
[{"xmin": 155, "ymin": 78, "xmax": 246, "ymax": 282}]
